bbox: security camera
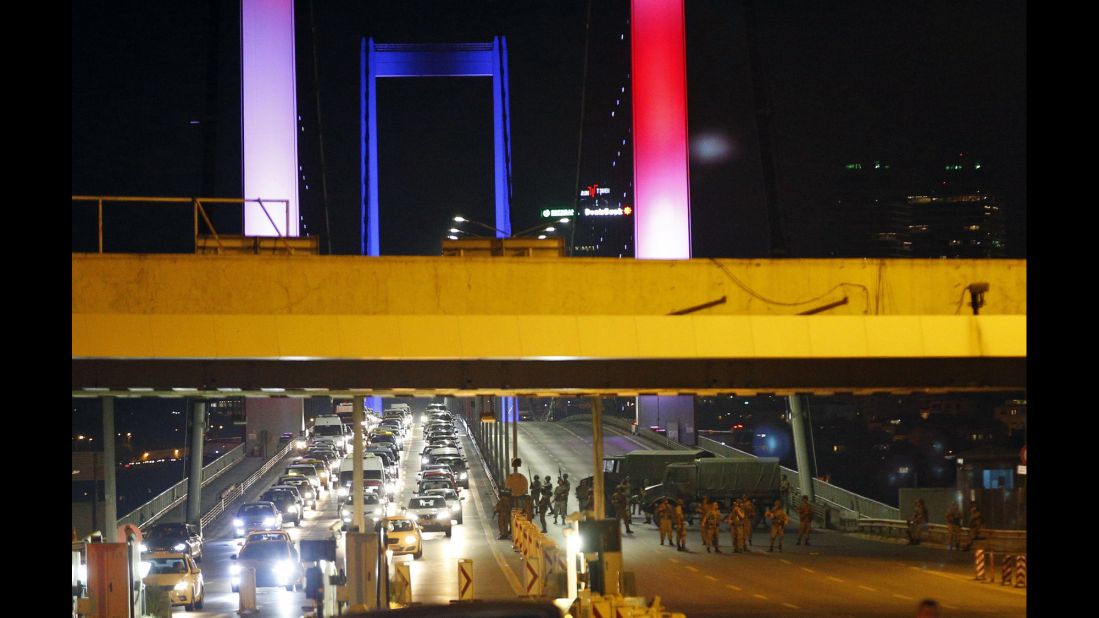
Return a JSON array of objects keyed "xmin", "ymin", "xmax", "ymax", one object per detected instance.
[{"xmin": 966, "ymin": 282, "xmax": 990, "ymax": 294}]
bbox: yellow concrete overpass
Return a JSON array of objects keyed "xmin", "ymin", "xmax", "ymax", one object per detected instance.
[{"xmin": 72, "ymin": 254, "xmax": 1025, "ymax": 397}]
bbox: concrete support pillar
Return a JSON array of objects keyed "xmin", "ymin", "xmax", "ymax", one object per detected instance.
[
  {"xmin": 102, "ymin": 396, "xmax": 117, "ymax": 531},
  {"xmin": 591, "ymin": 397, "xmax": 605, "ymax": 519},
  {"xmin": 353, "ymin": 396, "xmax": 365, "ymax": 532},
  {"xmin": 788, "ymin": 395, "xmax": 815, "ymax": 503},
  {"xmin": 502, "ymin": 397, "xmax": 510, "ymax": 483},
  {"xmin": 187, "ymin": 400, "xmax": 206, "ymax": 524}
]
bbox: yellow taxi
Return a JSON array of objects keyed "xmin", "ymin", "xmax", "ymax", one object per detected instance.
[
  {"xmin": 382, "ymin": 515, "xmax": 422, "ymax": 559},
  {"xmin": 142, "ymin": 552, "xmax": 204, "ymax": 611}
]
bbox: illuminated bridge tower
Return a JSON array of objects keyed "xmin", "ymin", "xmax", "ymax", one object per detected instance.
[
  {"xmin": 631, "ymin": 0, "xmax": 696, "ymax": 443},
  {"xmin": 361, "ymin": 38, "xmax": 514, "ymax": 257}
]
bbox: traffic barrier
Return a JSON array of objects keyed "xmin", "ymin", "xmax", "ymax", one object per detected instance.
[
  {"xmin": 523, "ymin": 546, "xmax": 543, "ymax": 596},
  {"xmin": 1000, "ymin": 554, "xmax": 1015, "ymax": 586},
  {"xmin": 238, "ymin": 567, "xmax": 258, "ymax": 614},
  {"xmin": 392, "ymin": 562, "xmax": 411, "ymax": 606},
  {"xmin": 457, "ymin": 559, "xmax": 474, "ymax": 601},
  {"xmin": 1014, "ymin": 554, "xmax": 1026, "ymax": 588},
  {"xmin": 974, "ymin": 549, "xmax": 987, "ymax": 581}
]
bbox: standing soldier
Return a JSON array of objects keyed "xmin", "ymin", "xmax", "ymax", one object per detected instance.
[
  {"xmin": 531, "ymin": 475, "xmax": 543, "ymax": 504},
  {"xmin": 694, "ymin": 496, "xmax": 711, "ymax": 528},
  {"xmin": 965, "ymin": 504, "xmax": 983, "ymax": 550},
  {"xmin": 493, "ymin": 490, "xmax": 513, "ymax": 539},
  {"xmin": 553, "ymin": 479, "xmax": 569, "ymax": 524},
  {"xmin": 743, "ymin": 497, "xmax": 757, "ymax": 547},
  {"xmin": 612, "ymin": 486, "xmax": 633, "ymax": 534},
  {"xmin": 639, "ymin": 484, "xmax": 652, "ymax": 524},
  {"xmin": 797, "ymin": 496, "xmax": 813, "ymax": 546},
  {"xmin": 656, "ymin": 498, "xmax": 673, "ymax": 546},
  {"xmin": 673, "ymin": 499, "xmax": 687, "ymax": 551},
  {"xmin": 702, "ymin": 501, "xmax": 723, "ymax": 553},
  {"xmin": 907, "ymin": 498, "xmax": 928, "ymax": 545},
  {"xmin": 537, "ymin": 483, "xmax": 552, "ymax": 533},
  {"xmin": 945, "ymin": 502, "xmax": 963, "ymax": 550},
  {"xmin": 766, "ymin": 499, "xmax": 789, "ymax": 552},
  {"xmin": 726, "ymin": 499, "xmax": 746, "ymax": 553}
]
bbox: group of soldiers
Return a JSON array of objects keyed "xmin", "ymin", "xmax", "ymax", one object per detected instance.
[
  {"xmin": 492, "ymin": 459, "xmax": 572, "ymax": 539},
  {"xmin": 908, "ymin": 499, "xmax": 984, "ymax": 550},
  {"xmin": 645, "ymin": 494, "xmax": 813, "ymax": 553}
]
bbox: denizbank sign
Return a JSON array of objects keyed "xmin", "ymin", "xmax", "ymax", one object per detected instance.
[{"xmin": 584, "ymin": 206, "xmax": 633, "ymax": 217}]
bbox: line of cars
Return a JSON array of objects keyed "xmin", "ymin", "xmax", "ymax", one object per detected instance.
[
  {"xmin": 382, "ymin": 403, "xmax": 471, "ymax": 556},
  {"xmin": 139, "ymin": 522, "xmax": 206, "ymax": 611}
]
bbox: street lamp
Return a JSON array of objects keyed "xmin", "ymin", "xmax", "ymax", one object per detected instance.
[{"xmin": 452, "ymin": 215, "xmax": 508, "ymax": 236}]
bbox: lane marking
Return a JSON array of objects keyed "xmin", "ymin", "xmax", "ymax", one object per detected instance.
[
  {"xmin": 705, "ymin": 575, "xmax": 718, "ymax": 582},
  {"xmin": 752, "ymin": 593, "xmax": 768, "ymax": 600},
  {"xmin": 779, "ymin": 559, "xmax": 791, "ymax": 564},
  {"xmin": 668, "ymin": 558, "xmax": 680, "ymax": 564},
  {"xmin": 782, "ymin": 603, "xmax": 800, "ymax": 609},
  {"xmin": 893, "ymin": 594, "xmax": 914, "ymax": 601},
  {"xmin": 943, "ymin": 605, "xmax": 960, "ymax": 610},
  {"xmin": 685, "ymin": 566, "xmax": 699, "ymax": 572},
  {"xmin": 858, "ymin": 585, "xmax": 877, "ymax": 592},
  {"xmin": 827, "ymin": 576, "xmax": 844, "ymax": 583},
  {"xmin": 726, "ymin": 584, "xmax": 742, "ymax": 592},
  {"xmin": 800, "ymin": 567, "xmax": 816, "ymax": 574}
]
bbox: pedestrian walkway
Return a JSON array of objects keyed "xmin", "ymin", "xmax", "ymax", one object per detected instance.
[{"xmin": 155, "ymin": 454, "xmax": 271, "ymax": 526}]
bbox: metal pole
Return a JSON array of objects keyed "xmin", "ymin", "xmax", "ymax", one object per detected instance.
[
  {"xmin": 187, "ymin": 401, "xmax": 206, "ymax": 523},
  {"xmin": 511, "ymin": 397, "xmax": 518, "ymax": 470},
  {"xmin": 102, "ymin": 396, "xmax": 118, "ymax": 531},
  {"xmin": 97, "ymin": 199, "xmax": 104, "ymax": 254},
  {"xmin": 788, "ymin": 395, "xmax": 815, "ymax": 502},
  {"xmin": 353, "ymin": 396, "xmax": 365, "ymax": 532},
  {"xmin": 591, "ymin": 396, "xmax": 605, "ymax": 519}
]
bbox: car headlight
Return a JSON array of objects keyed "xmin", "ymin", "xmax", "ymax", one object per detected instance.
[
  {"xmin": 296, "ymin": 440, "xmax": 307, "ymax": 449},
  {"xmin": 173, "ymin": 543, "xmax": 187, "ymax": 551},
  {"xmin": 273, "ymin": 560, "xmax": 293, "ymax": 581},
  {"xmin": 229, "ymin": 564, "xmax": 241, "ymax": 576},
  {"xmin": 233, "ymin": 518, "xmax": 243, "ymax": 527},
  {"xmin": 403, "ymin": 535, "xmax": 417, "ymax": 544},
  {"xmin": 174, "ymin": 581, "xmax": 189, "ymax": 591},
  {"xmin": 460, "ymin": 472, "xmax": 467, "ymax": 480},
  {"xmin": 406, "ymin": 513, "xmax": 418, "ymax": 521},
  {"xmin": 288, "ymin": 505, "xmax": 299, "ymax": 513},
  {"xmin": 337, "ymin": 486, "xmax": 350, "ymax": 498},
  {"xmin": 263, "ymin": 517, "xmax": 276, "ymax": 527},
  {"xmin": 451, "ymin": 504, "xmax": 460, "ymax": 512},
  {"xmin": 422, "ymin": 457, "xmax": 429, "ymax": 464},
  {"xmin": 373, "ymin": 508, "xmax": 383, "ymax": 516},
  {"xmin": 386, "ymin": 482, "xmax": 396, "ymax": 493},
  {"xmin": 138, "ymin": 562, "xmax": 151, "ymax": 578},
  {"xmin": 139, "ymin": 543, "xmax": 149, "ymax": 552},
  {"xmin": 342, "ymin": 508, "xmax": 350, "ymax": 518}
]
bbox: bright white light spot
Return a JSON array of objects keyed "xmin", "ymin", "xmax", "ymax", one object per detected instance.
[{"xmin": 691, "ymin": 131, "xmax": 735, "ymax": 163}]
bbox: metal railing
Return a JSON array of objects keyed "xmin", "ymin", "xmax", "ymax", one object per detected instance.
[
  {"xmin": 561, "ymin": 414, "xmax": 692, "ymax": 451},
  {"xmin": 199, "ymin": 440, "xmax": 295, "ymax": 530},
  {"xmin": 71, "ymin": 195, "xmax": 293, "ymax": 254},
  {"xmin": 697, "ymin": 436, "xmax": 758, "ymax": 459},
  {"xmin": 462, "ymin": 416, "xmax": 500, "ymax": 499},
  {"xmin": 116, "ymin": 444, "xmax": 246, "ymax": 530}
]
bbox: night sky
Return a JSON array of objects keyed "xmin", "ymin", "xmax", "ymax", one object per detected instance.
[{"xmin": 72, "ymin": 0, "xmax": 1026, "ymax": 257}]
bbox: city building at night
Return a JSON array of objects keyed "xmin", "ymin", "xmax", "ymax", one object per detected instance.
[
  {"xmin": 557, "ymin": 183, "xmax": 634, "ymax": 257},
  {"xmin": 829, "ymin": 156, "xmax": 1007, "ymax": 258}
]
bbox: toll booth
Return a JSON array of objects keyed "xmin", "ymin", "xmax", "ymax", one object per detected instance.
[
  {"xmin": 955, "ymin": 446, "xmax": 1026, "ymax": 529},
  {"xmin": 577, "ymin": 519, "xmax": 622, "ymax": 596}
]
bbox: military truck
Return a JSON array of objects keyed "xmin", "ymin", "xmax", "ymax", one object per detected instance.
[
  {"xmin": 642, "ymin": 457, "xmax": 782, "ymax": 516},
  {"xmin": 577, "ymin": 449, "xmax": 713, "ymax": 509}
]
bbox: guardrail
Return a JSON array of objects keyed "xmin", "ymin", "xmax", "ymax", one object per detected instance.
[
  {"xmin": 199, "ymin": 440, "xmax": 295, "ymax": 530},
  {"xmin": 697, "ymin": 436, "xmax": 757, "ymax": 459},
  {"xmin": 561, "ymin": 414, "xmax": 692, "ymax": 451},
  {"xmin": 461, "ymin": 416, "xmax": 500, "ymax": 499},
  {"xmin": 115, "ymin": 444, "xmax": 246, "ymax": 530},
  {"xmin": 780, "ymin": 466, "xmax": 901, "ymax": 521},
  {"xmin": 855, "ymin": 518, "xmax": 1026, "ymax": 553}
]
